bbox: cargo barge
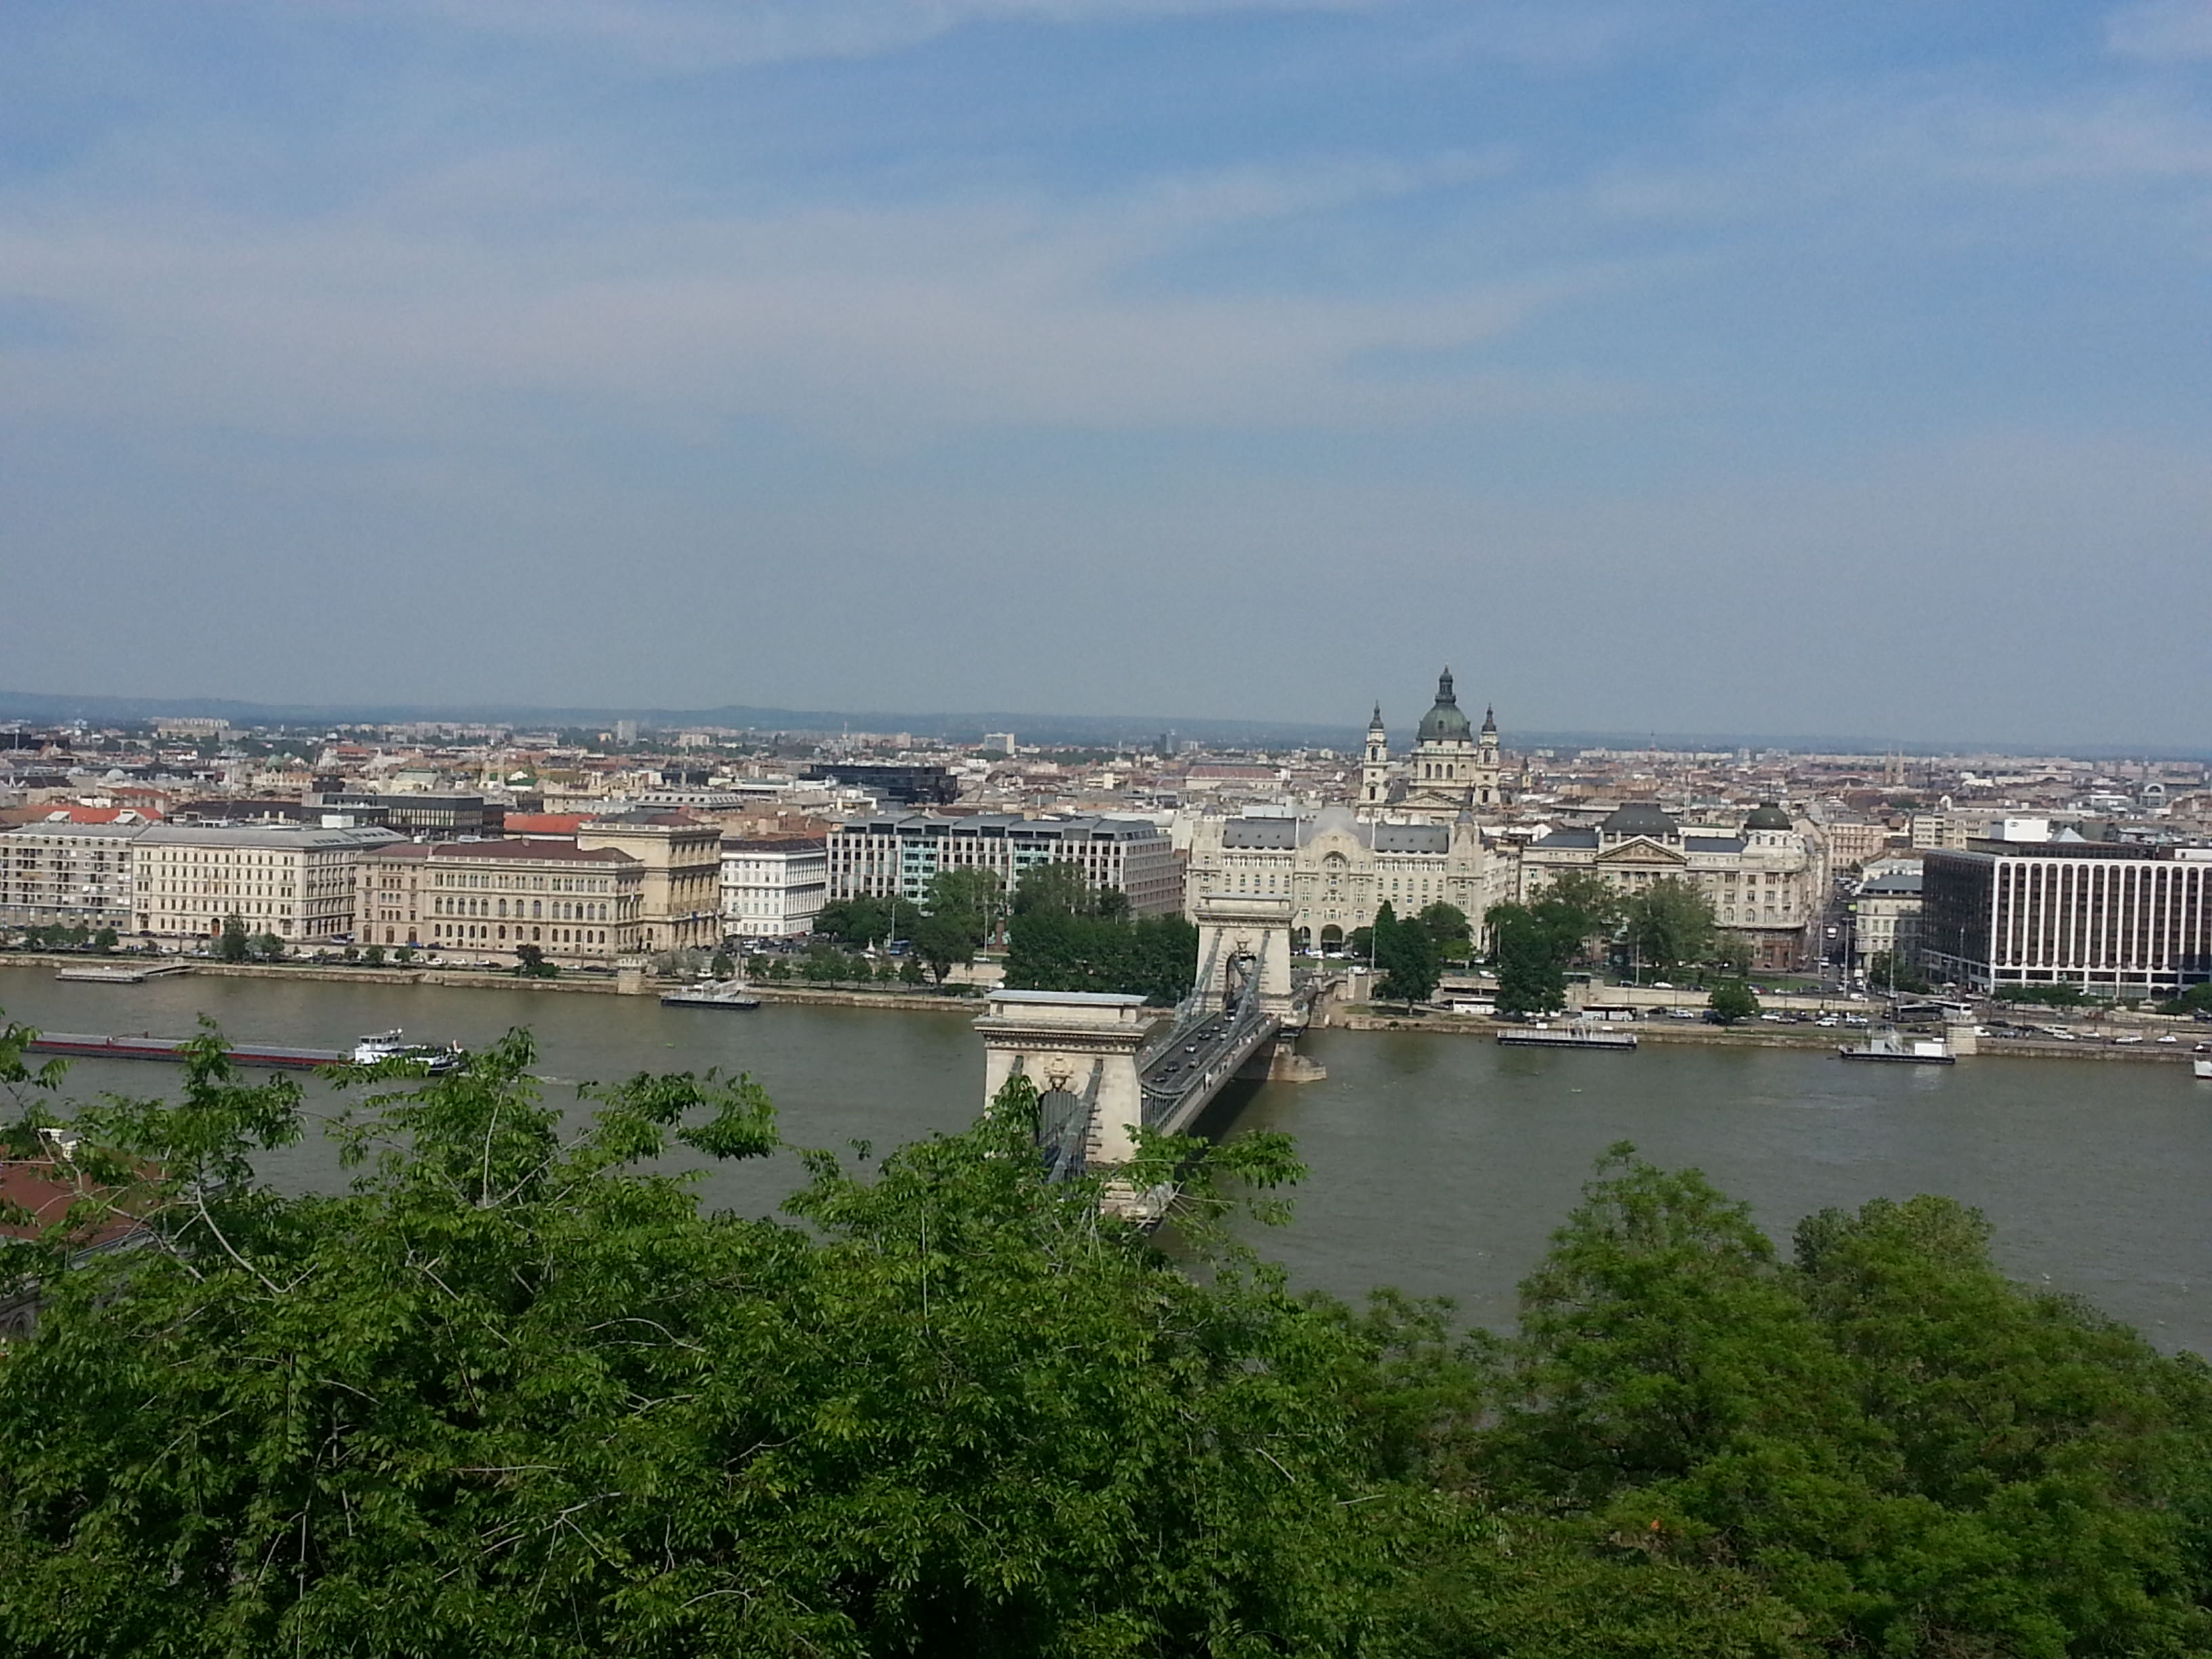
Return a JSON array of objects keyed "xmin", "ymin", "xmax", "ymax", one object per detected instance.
[
  {"xmin": 27, "ymin": 1029, "xmax": 465, "ymax": 1073},
  {"xmin": 28, "ymin": 1032, "xmax": 344, "ymax": 1069}
]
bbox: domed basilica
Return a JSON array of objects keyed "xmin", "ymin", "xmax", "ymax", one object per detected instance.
[{"xmin": 1359, "ymin": 669, "xmax": 1514, "ymax": 820}]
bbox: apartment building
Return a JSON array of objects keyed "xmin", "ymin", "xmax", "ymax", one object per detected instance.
[
  {"xmin": 828, "ymin": 813, "xmax": 1182, "ymax": 916},
  {"xmin": 1921, "ymin": 835, "xmax": 2212, "ymax": 996},
  {"xmin": 358, "ymin": 839, "xmax": 642, "ymax": 968},
  {"xmin": 134, "ymin": 823, "xmax": 400, "ymax": 947},
  {"xmin": 0, "ymin": 821, "xmax": 142, "ymax": 933},
  {"xmin": 720, "ymin": 837, "xmax": 828, "ymax": 939},
  {"xmin": 1851, "ymin": 867, "xmax": 1923, "ymax": 975},
  {"xmin": 576, "ymin": 811, "xmax": 722, "ymax": 953}
]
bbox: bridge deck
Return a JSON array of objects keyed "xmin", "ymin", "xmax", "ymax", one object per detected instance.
[{"xmin": 1137, "ymin": 1006, "xmax": 1282, "ymax": 1137}]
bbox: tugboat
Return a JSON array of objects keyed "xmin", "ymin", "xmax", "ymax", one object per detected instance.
[
  {"xmin": 349, "ymin": 1030, "xmax": 466, "ymax": 1073},
  {"xmin": 1839, "ymin": 1025, "xmax": 1955, "ymax": 1065}
]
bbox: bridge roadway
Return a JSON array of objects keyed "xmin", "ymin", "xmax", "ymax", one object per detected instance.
[{"xmin": 1134, "ymin": 976, "xmax": 1307, "ymax": 1138}]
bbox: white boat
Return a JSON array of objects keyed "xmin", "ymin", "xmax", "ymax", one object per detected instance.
[
  {"xmin": 1839, "ymin": 1026, "xmax": 1955, "ymax": 1065},
  {"xmin": 350, "ymin": 1030, "xmax": 464, "ymax": 1072},
  {"xmin": 2194, "ymin": 1058, "xmax": 2212, "ymax": 1081}
]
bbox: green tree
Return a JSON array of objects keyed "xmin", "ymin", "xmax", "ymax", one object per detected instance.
[
  {"xmin": 926, "ymin": 867, "xmax": 1005, "ymax": 944},
  {"xmin": 909, "ymin": 908, "xmax": 977, "ymax": 986},
  {"xmin": 1489, "ymin": 901, "xmax": 1571, "ymax": 1018},
  {"xmin": 710, "ymin": 946, "xmax": 735, "ymax": 980},
  {"xmin": 1012, "ymin": 861, "xmax": 1126, "ymax": 920},
  {"xmin": 393, "ymin": 944, "xmax": 415, "ymax": 965},
  {"xmin": 1003, "ymin": 908, "xmax": 1197, "ymax": 1004},
  {"xmin": 1622, "ymin": 877, "xmax": 1717, "ymax": 978},
  {"xmin": 91, "ymin": 926, "xmax": 118, "ymax": 953},
  {"xmin": 1532, "ymin": 869, "xmax": 1622, "ymax": 964},
  {"xmin": 1708, "ymin": 929, "xmax": 1754, "ymax": 977},
  {"xmin": 362, "ymin": 945, "xmax": 385, "ymax": 967},
  {"xmin": 899, "ymin": 956, "xmax": 926, "ymax": 986},
  {"xmin": 1864, "ymin": 949, "xmax": 1929, "ymax": 995},
  {"xmin": 215, "ymin": 914, "xmax": 250, "ymax": 963},
  {"xmin": 2159, "ymin": 983, "xmax": 2212, "ymax": 1016},
  {"xmin": 514, "ymin": 943, "xmax": 558, "ymax": 979},
  {"xmin": 0, "ymin": 1023, "xmax": 1377, "ymax": 1659},
  {"xmin": 1471, "ymin": 1151, "xmax": 2212, "ymax": 1658},
  {"xmin": 1415, "ymin": 901, "xmax": 1472, "ymax": 962},
  {"xmin": 1707, "ymin": 979, "xmax": 1759, "ymax": 1024},
  {"xmin": 1373, "ymin": 903, "xmax": 1441, "ymax": 1006},
  {"xmin": 253, "ymin": 931, "xmax": 286, "ymax": 962}
]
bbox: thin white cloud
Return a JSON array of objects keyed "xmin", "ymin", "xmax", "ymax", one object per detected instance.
[
  {"xmin": 2108, "ymin": 0, "xmax": 2212, "ymax": 62},
  {"xmin": 0, "ymin": 152, "xmax": 1626, "ymax": 447},
  {"xmin": 289, "ymin": 0, "xmax": 1395, "ymax": 69}
]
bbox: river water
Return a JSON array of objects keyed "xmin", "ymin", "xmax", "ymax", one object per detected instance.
[{"xmin": 6, "ymin": 966, "xmax": 2209, "ymax": 1353}]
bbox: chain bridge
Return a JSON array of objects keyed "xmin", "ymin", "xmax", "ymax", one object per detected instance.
[{"xmin": 973, "ymin": 895, "xmax": 1330, "ymax": 1184}]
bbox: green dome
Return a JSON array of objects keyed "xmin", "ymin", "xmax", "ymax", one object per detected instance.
[
  {"xmin": 1744, "ymin": 802, "xmax": 1793, "ymax": 830},
  {"xmin": 1416, "ymin": 669, "xmax": 1473, "ymax": 744}
]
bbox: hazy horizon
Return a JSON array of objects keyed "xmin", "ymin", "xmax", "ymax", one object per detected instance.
[
  {"xmin": 3, "ymin": 679, "xmax": 2205, "ymax": 762},
  {"xmin": 4, "ymin": 3, "xmax": 2207, "ymax": 748}
]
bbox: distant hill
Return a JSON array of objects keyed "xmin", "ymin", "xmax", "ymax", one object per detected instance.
[{"xmin": 0, "ymin": 688, "xmax": 2201, "ymax": 761}]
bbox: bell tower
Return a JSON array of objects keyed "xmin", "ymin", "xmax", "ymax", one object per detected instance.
[
  {"xmin": 1361, "ymin": 704, "xmax": 1391, "ymax": 806},
  {"xmin": 1477, "ymin": 705, "xmax": 1502, "ymax": 805}
]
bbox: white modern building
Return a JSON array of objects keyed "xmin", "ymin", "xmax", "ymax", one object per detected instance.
[
  {"xmin": 720, "ymin": 837, "xmax": 828, "ymax": 939},
  {"xmin": 827, "ymin": 813, "xmax": 1182, "ymax": 916},
  {"xmin": 1921, "ymin": 836, "xmax": 2212, "ymax": 996}
]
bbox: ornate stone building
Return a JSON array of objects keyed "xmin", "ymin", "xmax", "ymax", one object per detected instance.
[
  {"xmin": 1359, "ymin": 670, "xmax": 1511, "ymax": 819},
  {"xmin": 1183, "ymin": 804, "xmax": 1509, "ymax": 954},
  {"xmin": 1516, "ymin": 802, "xmax": 1825, "ymax": 973}
]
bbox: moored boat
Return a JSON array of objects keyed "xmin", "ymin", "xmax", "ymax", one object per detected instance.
[
  {"xmin": 660, "ymin": 985, "xmax": 763, "ymax": 1010},
  {"xmin": 1840, "ymin": 1026, "xmax": 1955, "ymax": 1065}
]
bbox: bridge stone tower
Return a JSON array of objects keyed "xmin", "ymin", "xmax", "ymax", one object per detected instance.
[
  {"xmin": 974, "ymin": 989, "xmax": 1157, "ymax": 1167},
  {"xmin": 1191, "ymin": 893, "xmax": 1296, "ymax": 1021}
]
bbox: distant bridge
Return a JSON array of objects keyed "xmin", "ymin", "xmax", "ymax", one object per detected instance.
[{"xmin": 974, "ymin": 895, "xmax": 1329, "ymax": 1185}]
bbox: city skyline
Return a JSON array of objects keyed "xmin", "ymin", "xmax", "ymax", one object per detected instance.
[
  {"xmin": 3, "ymin": 2, "xmax": 2209, "ymax": 745},
  {"xmin": 3, "ymin": 676, "xmax": 2209, "ymax": 761}
]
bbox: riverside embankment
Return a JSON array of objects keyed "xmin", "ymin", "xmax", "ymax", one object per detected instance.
[
  {"xmin": 1336, "ymin": 1007, "xmax": 2202, "ymax": 1063},
  {"xmin": 4, "ymin": 962, "xmax": 2210, "ymax": 1353},
  {"xmin": 8, "ymin": 949, "xmax": 2201, "ymax": 1059}
]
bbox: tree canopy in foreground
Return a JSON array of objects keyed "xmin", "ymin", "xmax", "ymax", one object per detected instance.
[{"xmin": 3, "ymin": 1013, "xmax": 2211, "ymax": 1657}]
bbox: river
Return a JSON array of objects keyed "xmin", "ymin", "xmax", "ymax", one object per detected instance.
[{"xmin": 5, "ymin": 965, "xmax": 2209, "ymax": 1353}]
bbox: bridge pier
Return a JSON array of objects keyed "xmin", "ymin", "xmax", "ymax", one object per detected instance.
[
  {"xmin": 974, "ymin": 989, "xmax": 1157, "ymax": 1168},
  {"xmin": 1240, "ymin": 1031, "xmax": 1326, "ymax": 1084},
  {"xmin": 1191, "ymin": 893, "xmax": 1297, "ymax": 1021}
]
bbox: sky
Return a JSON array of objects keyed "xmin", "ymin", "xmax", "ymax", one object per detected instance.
[{"xmin": 1, "ymin": 1, "xmax": 2208, "ymax": 747}]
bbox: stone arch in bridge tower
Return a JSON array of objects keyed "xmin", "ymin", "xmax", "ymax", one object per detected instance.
[
  {"xmin": 1191, "ymin": 893, "xmax": 1296, "ymax": 1020},
  {"xmin": 973, "ymin": 989, "xmax": 1156, "ymax": 1167}
]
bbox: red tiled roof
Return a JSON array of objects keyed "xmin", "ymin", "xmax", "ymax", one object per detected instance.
[
  {"xmin": 0, "ymin": 1154, "xmax": 152, "ymax": 1250},
  {"xmin": 501, "ymin": 813, "xmax": 591, "ymax": 835}
]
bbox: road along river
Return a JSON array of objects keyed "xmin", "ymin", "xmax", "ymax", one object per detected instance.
[{"xmin": 5, "ymin": 966, "xmax": 2209, "ymax": 1353}]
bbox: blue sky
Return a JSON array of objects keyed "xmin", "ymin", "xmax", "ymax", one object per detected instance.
[{"xmin": 2, "ymin": 0, "xmax": 2208, "ymax": 745}]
